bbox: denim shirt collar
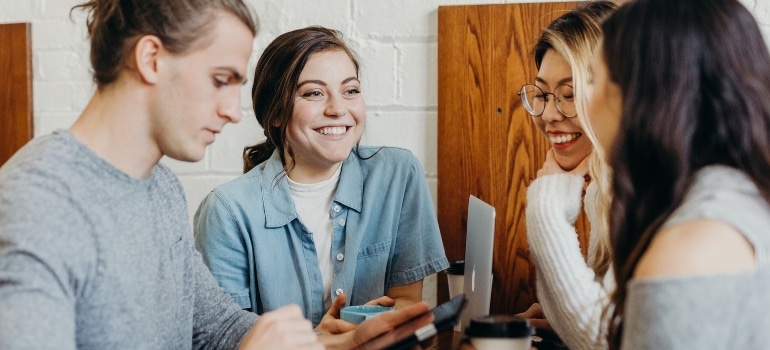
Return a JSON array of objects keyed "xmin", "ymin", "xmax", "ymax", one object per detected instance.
[{"xmin": 259, "ymin": 149, "xmax": 363, "ymax": 228}]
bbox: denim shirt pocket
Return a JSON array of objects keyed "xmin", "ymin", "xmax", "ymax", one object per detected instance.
[
  {"xmin": 357, "ymin": 240, "xmax": 391, "ymax": 260},
  {"xmin": 353, "ymin": 240, "xmax": 392, "ymax": 301}
]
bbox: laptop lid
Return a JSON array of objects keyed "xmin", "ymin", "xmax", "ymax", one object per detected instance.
[{"xmin": 460, "ymin": 195, "xmax": 496, "ymax": 330}]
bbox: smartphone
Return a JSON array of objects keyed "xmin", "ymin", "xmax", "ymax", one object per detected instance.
[
  {"xmin": 352, "ymin": 294, "xmax": 467, "ymax": 350},
  {"xmin": 356, "ymin": 294, "xmax": 468, "ymax": 350}
]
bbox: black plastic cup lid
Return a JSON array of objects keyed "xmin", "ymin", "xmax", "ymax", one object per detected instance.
[
  {"xmin": 446, "ymin": 260, "xmax": 465, "ymax": 275},
  {"xmin": 465, "ymin": 315, "xmax": 534, "ymax": 338}
]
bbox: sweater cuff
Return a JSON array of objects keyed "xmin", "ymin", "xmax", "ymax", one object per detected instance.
[{"xmin": 526, "ymin": 173, "xmax": 585, "ymax": 224}]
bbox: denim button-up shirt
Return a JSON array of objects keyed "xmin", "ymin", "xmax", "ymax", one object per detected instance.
[{"xmin": 194, "ymin": 147, "xmax": 449, "ymax": 326}]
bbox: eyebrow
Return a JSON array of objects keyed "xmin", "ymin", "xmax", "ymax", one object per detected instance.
[
  {"xmin": 297, "ymin": 76, "xmax": 360, "ymax": 89},
  {"xmin": 535, "ymin": 76, "xmax": 573, "ymax": 87}
]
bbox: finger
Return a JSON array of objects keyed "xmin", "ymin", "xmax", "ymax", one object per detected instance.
[
  {"xmin": 538, "ymin": 149, "xmax": 564, "ymax": 177},
  {"xmin": 374, "ymin": 301, "xmax": 430, "ymax": 326},
  {"xmin": 515, "ymin": 303, "xmax": 540, "ymax": 319},
  {"xmin": 365, "ymin": 296, "xmax": 395, "ymax": 307},
  {"xmin": 327, "ymin": 293, "xmax": 348, "ymax": 318},
  {"xmin": 320, "ymin": 318, "xmax": 358, "ymax": 334},
  {"xmin": 361, "ymin": 308, "xmax": 435, "ymax": 347},
  {"xmin": 529, "ymin": 303, "xmax": 543, "ymax": 318}
]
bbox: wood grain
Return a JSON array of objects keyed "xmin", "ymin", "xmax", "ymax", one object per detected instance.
[
  {"xmin": 437, "ymin": 3, "xmax": 587, "ymax": 315},
  {"xmin": 0, "ymin": 22, "xmax": 33, "ymax": 167}
]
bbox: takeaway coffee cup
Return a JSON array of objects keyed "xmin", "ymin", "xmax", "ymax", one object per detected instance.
[
  {"xmin": 445, "ymin": 260, "xmax": 465, "ymax": 331},
  {"xmin": 465, "ymin": 315, "xmax": 533, "ymax": 350},
  {"xmin": 446, "ymin": 260, "xmax": 465, "ymax": 299}
]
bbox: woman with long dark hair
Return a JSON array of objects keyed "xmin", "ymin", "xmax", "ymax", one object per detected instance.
[{"xmin": 589, "ymin": 0, "xmax": 770, "ymax": 348}]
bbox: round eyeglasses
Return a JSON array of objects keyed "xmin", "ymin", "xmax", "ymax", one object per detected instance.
[{"xmin": 518, "ymin": 84, "xmax": 577, "ymax": 118}]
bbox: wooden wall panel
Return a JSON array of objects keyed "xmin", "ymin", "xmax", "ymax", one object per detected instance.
[
  {"xmin": 0, "ymin": 23, "xmax": 33, "ymax": 167},
  {"xmin": 437, "ymin": 3, "xmax": 588, "ymax": 315}
]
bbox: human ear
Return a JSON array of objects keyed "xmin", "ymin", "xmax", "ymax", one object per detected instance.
[{"xmin": 133, "ymin": 35, "xmax": 163, "ymax": 85}]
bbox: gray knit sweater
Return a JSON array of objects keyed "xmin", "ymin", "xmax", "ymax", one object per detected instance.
[
  {"xmin": 0, "ymin": 130, "xmax": 258, "ymax": 349},
  {"xmin": 623, "ymin": 166, "xmax": 770, "ymax": 349}
]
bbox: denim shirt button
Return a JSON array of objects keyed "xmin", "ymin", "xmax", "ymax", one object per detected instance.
[
  {"xmin": 335, "ymin": 288, "xmax": 344, "ymax": 296},
  {"xmin": 333, "ymin": 205, "xmax": 341, "ymax": 213},
  {"xmin": 338, "ymin": 219, "xmax": 346, "ymax": 226},
  {"xmin": 336, "ymin": 253, "xmax": 344, "ymax": 261}
]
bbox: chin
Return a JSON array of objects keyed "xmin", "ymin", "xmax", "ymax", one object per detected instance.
[{"xmin": 167, "ymin": 148, "xmax": 206, "ymax": 163}]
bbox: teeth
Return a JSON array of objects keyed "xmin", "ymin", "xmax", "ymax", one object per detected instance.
[
  {"xmin": 549, "ymin": 133, "xmax": 581, "ymax": 144},
  {"xmin": 318, "ymin": 126, "xmax": 347, "ymax": 135}
]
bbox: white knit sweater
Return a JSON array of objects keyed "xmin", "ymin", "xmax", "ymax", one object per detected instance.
[{"xmin": 526, "ymin": 173, "xmax": 615, "ymax": 350}]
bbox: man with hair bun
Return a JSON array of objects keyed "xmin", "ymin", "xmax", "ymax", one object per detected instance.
[{"xmin": 0, "ymin": 1, "xmax": 430, "ymax": 349}]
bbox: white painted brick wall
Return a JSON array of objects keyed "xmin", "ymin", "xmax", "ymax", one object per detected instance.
[{"xmin": 2, "ymin": 0, "xmax": 769, "ymax": 308}]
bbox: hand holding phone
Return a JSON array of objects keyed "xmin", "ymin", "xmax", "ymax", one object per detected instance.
[{"xmin": 352, "ymin": 294, "xmax": 468, "ymax": 350}]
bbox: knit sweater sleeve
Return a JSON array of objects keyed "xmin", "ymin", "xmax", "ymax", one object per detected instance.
[{"xmin": 526, "ymin": 174, "xmax": 610, "ymax": 350}]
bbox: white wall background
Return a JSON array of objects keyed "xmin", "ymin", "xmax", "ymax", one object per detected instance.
[{"xmin": 2, "ymin": 0, "xmax": 769, "ymax": 307}]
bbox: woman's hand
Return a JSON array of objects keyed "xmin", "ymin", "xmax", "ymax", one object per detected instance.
[
  {"xmin": 315, "ymin": 294, "xmax": 397, "ymax": 335},
  {"xmin": 364, "ymin": 295, "xmax": 397, "ymax": 307},
  {"xmin": 537, "ymin": 149, "xmax": 590, "ymax": 178},
  {"xmin": 515, "ymin": 303, "xmax": 550, "ymax": 330}
]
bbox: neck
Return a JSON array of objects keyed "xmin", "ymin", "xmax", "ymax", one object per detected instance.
[
  {"xmin": 285, "ymin": 151, "xmax": 343, "ymax": 184},
  {"xmin": 70, "ymin": 82, "xmax": 161, "ymax": 178}
]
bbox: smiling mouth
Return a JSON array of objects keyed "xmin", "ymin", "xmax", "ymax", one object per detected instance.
[
  {"xmin": 317, "ymin": 126, "xmax": 348, "ymax": 135},
  {"xmin": 549, "ymin": 132, "xmax": 581, "ymax": 144}
]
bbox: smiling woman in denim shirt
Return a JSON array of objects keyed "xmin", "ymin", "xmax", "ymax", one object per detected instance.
[{"xmin": 193, "ymin": 26, "xmax": 449, "ymax": 330}]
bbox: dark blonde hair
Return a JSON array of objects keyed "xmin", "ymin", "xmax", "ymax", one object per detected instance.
[
  {"xmin": 533, "ymin": 0, "xmax": 618, "ymax": 279},
  {"xmin": 72, "ymin": 0, "xmax": 258, "ymax": 88},
  {"xmin": 243, "ymin": 26, "xmax": 360, "ymax": 174}
]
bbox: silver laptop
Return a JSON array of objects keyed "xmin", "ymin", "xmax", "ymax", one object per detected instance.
[{"xmin": 460, "ymin": 195, "xmax": 496, "ymax": 331}]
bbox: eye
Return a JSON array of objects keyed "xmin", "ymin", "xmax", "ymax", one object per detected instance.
[
  {"xmin": 213, "ymin": 76, "xmax": 228, "ymax": 88},
  {"xmin": 302, "ymin": 90, "xmax": 323, "ymax": 98},
  {"xmin": 344, "ymin": 87, "xmax": 361, "ymax": 96}
]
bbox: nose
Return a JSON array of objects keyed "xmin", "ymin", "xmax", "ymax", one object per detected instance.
[
  {"xmin": 540, "ymin": 97, "xmax": 565, "ymax": 123},
  {"xmin": 218, "ymin": 89, "xmax": 242, "ymax": 123},
  {"xmin": 325, "ymin": 94, "xmax": 347, "ymax": 117}
]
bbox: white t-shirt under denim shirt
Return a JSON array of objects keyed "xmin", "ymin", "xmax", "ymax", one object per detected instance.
[
  {"xmin": 194, "ymin": 147, "xmax": 450, "ymax": 326},
  {"xmin": 288, "ymin": 164, "xmax": 342, "ymax": 311}
]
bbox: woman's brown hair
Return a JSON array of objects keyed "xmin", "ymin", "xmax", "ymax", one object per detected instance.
[{"xmin": 243, "ymin": 26, "xmax": 360, "ymax": 174}]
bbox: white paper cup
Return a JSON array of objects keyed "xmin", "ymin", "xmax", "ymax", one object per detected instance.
[
  {"xmin": 445, "ymin": 260, "xmax": 465, "ymax": 331},
  {"xmin": 466, "ymin": 315, "xmax": 533, "ymax": 350}
]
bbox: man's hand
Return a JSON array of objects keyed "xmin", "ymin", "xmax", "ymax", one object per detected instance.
[
  {"xmin": 239, "ymin": 304, "xmax": 323, "ymax": 350},
  {"xmin": 350, "ymin": 301, "xmax": 433, "ymax": 349},
  {"xmin": 316, "ymin": 294, "xmax": 397, "ymax": 335},
  {"xmin": 319, "ymin": 301, "xmax": 433, "ymax": 350}
]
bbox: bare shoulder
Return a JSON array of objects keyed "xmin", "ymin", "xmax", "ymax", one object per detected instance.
[{"xmin": 633, "ymin": 219, "xmax": 756, "ymax": 279}]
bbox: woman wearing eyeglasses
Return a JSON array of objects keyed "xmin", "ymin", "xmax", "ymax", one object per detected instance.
[{"xmin": 515, "ymin": 2, "xmax": 618, "ymax": 349}]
